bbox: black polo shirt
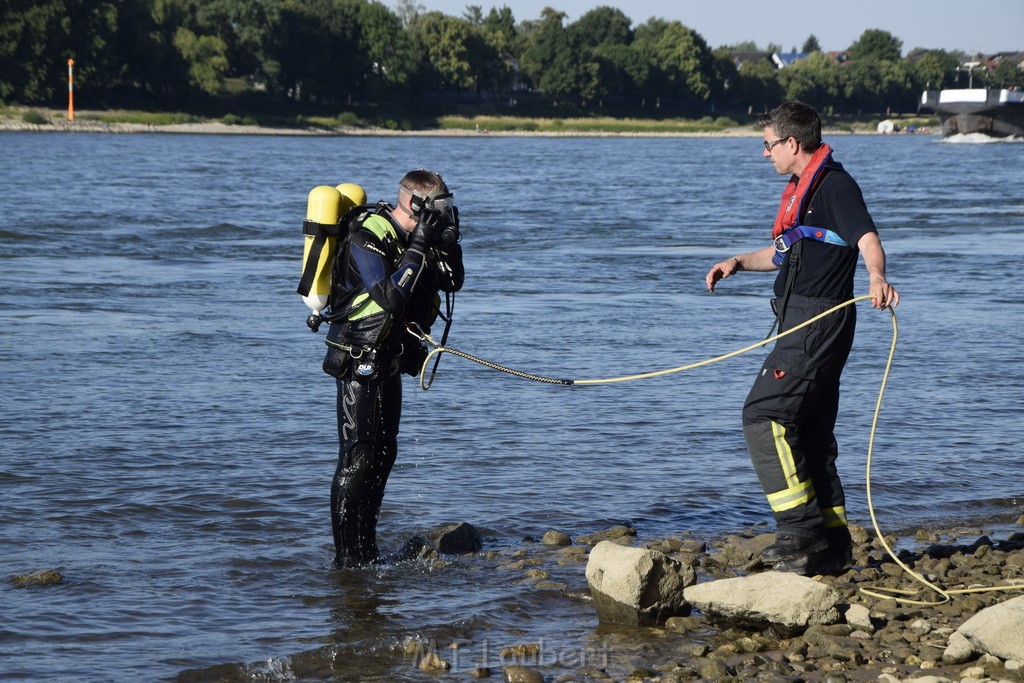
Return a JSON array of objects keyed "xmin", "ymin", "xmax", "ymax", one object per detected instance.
[{"xmin": 774, "ymin": 162, "xmax": 877, "ymax": 300}]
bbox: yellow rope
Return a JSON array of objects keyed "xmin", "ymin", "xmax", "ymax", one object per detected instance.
[
  {"xmin": 410, "ymin": 295, "xmax": 1024, "ymax": 604},
  {"xmin": 858, "ymin": 304, "xmax": 1024, "ymax": 605},
  {"xmin": 414, "ymin": 295, "xmax": 876, "ymax": 389}
]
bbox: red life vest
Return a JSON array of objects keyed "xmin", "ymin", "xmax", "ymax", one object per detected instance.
[
  {"xmin": 771, "ymin": 142, "xmax": 833, "ymax": 239},
  {"xmin": 769, "ymin": 143, "xmax": 850, "ymax": 267}
]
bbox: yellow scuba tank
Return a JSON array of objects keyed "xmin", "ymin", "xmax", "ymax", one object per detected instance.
[{"xmin": 298, "ymin": 183, "xmax": 367, "ymax": 324}]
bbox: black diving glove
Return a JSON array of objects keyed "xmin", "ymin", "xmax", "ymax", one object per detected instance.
[{"xmin": 409, "ymin": 209, "xmax": 445, "ymax": 251}]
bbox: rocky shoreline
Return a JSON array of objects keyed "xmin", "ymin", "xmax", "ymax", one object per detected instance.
[
  {"xmin": 1, "ymin": 112, "xmax": 897, "ymax": 138},
  {"xmin": 16, "ymin": 516, "xmax": 1024, "ymax": 681},
  {"xmin": 403, "ymin": 516, "xmax": 1024, "ymax": 682},
  {"xmin": 0, "ymin": 116, "xmax": 760, "ymax": 137}
]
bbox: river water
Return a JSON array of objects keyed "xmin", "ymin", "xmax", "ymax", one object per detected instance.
[{"xmin": 1, "ymin": 129, "xmax": 1022, "ymax": 681}]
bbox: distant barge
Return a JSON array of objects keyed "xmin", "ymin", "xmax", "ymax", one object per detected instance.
[{"xmin": 920, "ymin": 88, "xmax": 1024, "ymax": 138}]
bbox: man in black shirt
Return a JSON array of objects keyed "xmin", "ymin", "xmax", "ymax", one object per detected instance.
[{"xmin": 705, "ymin": 101, "xmax": 899, "ymax": 574}]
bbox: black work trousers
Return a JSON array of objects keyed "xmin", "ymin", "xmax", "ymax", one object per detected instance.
[
  {"xmin": 331, "ymin": 372, "xmax": 402, "ymax": 565},
  {"xmin": 741, "ymin": 295, "xmax": 856, "ymax": 543}
]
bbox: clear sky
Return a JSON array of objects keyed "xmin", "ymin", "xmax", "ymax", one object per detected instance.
[{"xmin": 411, "ymin": 0, "xmax": 1023, "ymax": 56}]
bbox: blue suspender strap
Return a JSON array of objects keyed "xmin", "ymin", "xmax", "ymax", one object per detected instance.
[{"xmin": 772, "ymin": 225, "xmax": 849, "ymax": 266}]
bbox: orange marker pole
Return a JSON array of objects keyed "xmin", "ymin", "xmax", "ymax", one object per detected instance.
[{"xmin": 67, "ymin": 59, "xmax": 75, "ymax": 121}]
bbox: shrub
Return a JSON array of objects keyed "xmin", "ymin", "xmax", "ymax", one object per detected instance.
[
  {"xmin": 22, "ymin": 110, "xmax": 48, "ymax": 125},
  {"xmin": 335, "ymin": 111, "xmax": 361, "ymax": 127}
]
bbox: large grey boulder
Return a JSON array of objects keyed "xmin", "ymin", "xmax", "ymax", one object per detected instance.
[
  {"xmin": 684, "ymin": 571, "xmax": 841, "ymax": 629},
  {"xmin": 956, "ymin": 594, "xmax": 1024, "ymax": 660},
  {"xmin": 584, "ymin": 540, "xmax": 695, "ymax": 627}
]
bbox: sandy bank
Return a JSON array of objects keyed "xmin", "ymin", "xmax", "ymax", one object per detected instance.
[{"xmin": 0, "ymin": 117, "xmax": 767, "ymax": 138}]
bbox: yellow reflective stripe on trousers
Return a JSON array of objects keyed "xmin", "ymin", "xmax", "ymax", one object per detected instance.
[
  {"xmin": 765, "ymin": 421, "xmax": 815, "ymax": 512},
  {"xmin": 821, "ymin": 506, "xmax": 848, "ymax": 528}
]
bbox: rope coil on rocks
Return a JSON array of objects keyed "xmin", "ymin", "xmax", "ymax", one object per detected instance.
[{"xmin": 410, "ymin": 295, "xmax": 1024, "ymax": 604}]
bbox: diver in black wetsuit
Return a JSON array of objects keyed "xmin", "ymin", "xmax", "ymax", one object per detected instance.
[{"xmin": 322, "ymin": 169, "xmax": 464, "ymax": 567}]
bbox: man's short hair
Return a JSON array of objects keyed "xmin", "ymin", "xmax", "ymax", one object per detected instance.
[
  {"xmin": 399, "ymin": 169, "xmax": 447, "ymax": 198},
  {"xmin": 758, "ymin": 101, "xmax": 822, "ymax": 152}
]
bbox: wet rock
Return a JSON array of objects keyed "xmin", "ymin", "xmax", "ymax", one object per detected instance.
[
  {"xmin": 844, "ymin": 604, "xmax": 876, "ymax": 632},
  {"xmin": 10, "ymin": 569, "xmax": 63, "ymax": 588},
  {"xmin": 576, "ymin": 524, "xmax": 636, "ymax": 546},
  {"xmin": 664, "ymin": 615, "xmax": 703, "ymax": 633},
  {"xmin": 417, "ymin": 651, "xmax": 450, "ymax": 671},
  {"xmin": 706, "ymin": 532, "xmax": 774, "ymax": 568},
  {"xmin": 468, "ymin": 667, "xmax": 492, "ymax": 678},
  {"xmin": 502, "ymin": 664, "xmax": 544, "ymax": 683},
  {"xmin": 585, "ymin": 541, "xmax": 695, "ymax": 627},
  {"xmin": 501, "ymin": 643, "xmax": 540, "ymax": 660},
  {"xmin": 942, "ymin": 630, "xmax": 975, "ymax": 664},
  {"xmin": 427, "ymin": 522, "xmax": 482, "ymax": 554},
  {"xmin": 542, "ymin": 530, "xmax": 572, "ymax": 547},
  {"xmin": 956, "ymin": 593, "xmax": 1024, "ymax": 660},
  {"xmin": 684, "ymin": 571, "xmax": 841, "ymax": 629},
  {"xmin": 693, "ymin": 657, "xmax": 731, "ymax": 678},
  {"xmin": 396, "ymin": 536, "xmax": 431, "ymax": 561}
]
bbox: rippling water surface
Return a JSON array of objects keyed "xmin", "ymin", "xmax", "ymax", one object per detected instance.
[{"xmin": 1, "ymin": 130, "xmax": 1022, "ymax": 681}]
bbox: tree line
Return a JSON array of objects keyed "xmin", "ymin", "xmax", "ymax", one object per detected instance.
[{"xmin": 2, "ymin": 0, "xmax": 1021, "ymax": 120}]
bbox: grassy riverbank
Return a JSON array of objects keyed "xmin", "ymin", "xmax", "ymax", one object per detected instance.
[{"xmin": 0, "ymin": 104, "xmax": 939, "ymax": 136}]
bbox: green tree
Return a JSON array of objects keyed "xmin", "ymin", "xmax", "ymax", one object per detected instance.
[
  {"xmin": 462, "ymin": 4, "xmax": 483, "ymax": 25},
  {"xmin": 172, "ymin": 27, "xmax": 228, "ymax": 94},
  {"xmin": 394, "ymin": 0, "xmax": 422, "ymax": 29},
  {"xmin": 726, "ymin": 40, "xmax": 760, "ymax": 52},
  {"xmin": 841, "ymin": 58, "xmax": 913, "ymax": 114},
  {"xmin": 734, "ymin": 54, "xmax": 781, "ymax": 113},
  {"xmin": 191, "ymin": 0, "xmax": 283, "ymax": 88},
  {"xmin": 0, "ymin": 0, "xmax": 120, "ymax": 103},
  {"xmin": 848, "ymin": 28, "xmax": 902, "ymax": 62},
  {"xmin": 802, "ymin": 35, "xmax": 821, "ymax": 53},
  {"xmin": 357, "ymin": 0, "xmax": 418, "ymax": 96},
  {"xmin": 276, "ymin": 0, "xmax": 363, "ymax": 103},
  {"xmin": 777, "ymin": 51, "xmax": 841, "ymax": 112},
  {"xmin": 519, "ymin": 8, "xmax": 580, "ymax": 103},
  {"xmin": 990, "ymin": 57, "xmax": 1024, "ymax": 89},
  {"xmin": 413, "ymin": 11, "xmax": 475, "ymax": 97},
  {"xmin": 633, "ymin": 18, "xmax": 715, "ymax": 106},
  {"xmin": 569, "ymin": 5, "xmax": 632, "ymax": 49},
  {"xmin": 567, "ymin": 6, "xmax": 634, "ymax": 105},
  {"xmin": 909, "ymin": 49, "xmax": 960, "ymax": 90}
]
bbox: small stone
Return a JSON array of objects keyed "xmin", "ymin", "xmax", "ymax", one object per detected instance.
[
  {"xmin": 694, "ymin": 657, "xmax": 731, "ymax": 678},
  {"xmin": 503, "ymin": 664, "xmax": 544, "ymax": 683},
  {"xmin": 469, "ymin": 667, "xmax": 492, "ymax": 678},
  {"xmin": 977, "ymin": 652, "xmax": 1001, "ymax": 669},
  {"xmin": 664, "ymin": 616, "xmax": 703, "ymax": 633},
  {"xmin": 418, "ymin": 652, "xmax": 450, "ymax": 671},
  {"xmin": 501, "ymin": 643, "xmax": 541, "ymax": 659},
  {"xmin": 576, "ymin": 525, "xmax": 636, "ymax": 545},
  {"xmin": 542, "ymin": 530, "xmax": 572, "ymax": 547},
  {"xmin": 910, "ymin": 618, "xmax": 933, "ymax": 636},
  {"xmin": 844, "ymin": 604, "xmax": 875, "ymax": 632},
  {"xmin": 942, "ymin": 631, "xmax": 974, "ymax": 664}
]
